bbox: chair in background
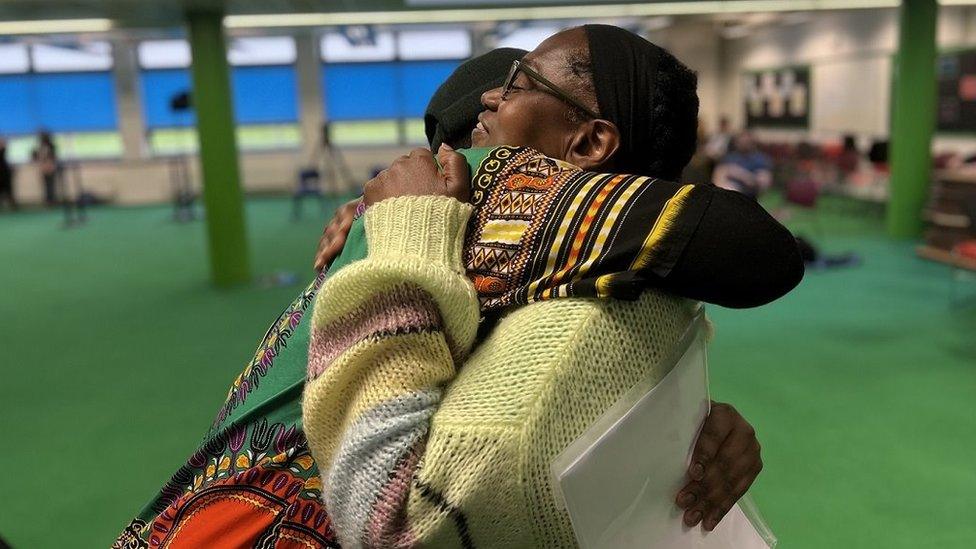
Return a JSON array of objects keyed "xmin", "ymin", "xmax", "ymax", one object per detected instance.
[
  {"xmin": 169, "ymin": 155, "xmax": 196, "ymax": 223},
  {"xmin": 292, "ymin": 167, "xmax": 329, "ymax": 221}
]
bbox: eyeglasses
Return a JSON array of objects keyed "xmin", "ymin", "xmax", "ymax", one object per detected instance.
[{"xmin": 501, "ymin": 59, "xmax": 600, "ymax": 119}]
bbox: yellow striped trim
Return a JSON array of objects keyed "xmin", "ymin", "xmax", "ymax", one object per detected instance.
[
  {"xmin": 630, "ymin": 184, "xmax": 695, "ymax": 271},
  {"xmin": 546, "ymin": 175, "xmax": 627, "ymax": 295},
  {"xmin": 595, "ymin": 273, "xmax": 616, "ymax": 298},
  {"xmin": 525, "ymin": 173, "xmax": 607, "ymax": 298},
  {"xmin": 562, "ymin": 176, "xmax": 649, "ymax": 290}
]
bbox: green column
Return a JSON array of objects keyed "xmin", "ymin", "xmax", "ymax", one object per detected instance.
[
  {"xmin": 187, "ymin": 11, "xmax": 251, "ymax": 286},
  {"xmin": 887, "ymin": 0, "xmax": 938, "ymax": 238}
]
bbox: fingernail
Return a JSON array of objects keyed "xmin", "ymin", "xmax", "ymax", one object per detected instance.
[
  {"xmin": 690, "ymin": 463, "xmax": 705, "ymax": 480},
  {"xmin": 689, "ymin": 511, "xmax": 702, "ymax": 525}
]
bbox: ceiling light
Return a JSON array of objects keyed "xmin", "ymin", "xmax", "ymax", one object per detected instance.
[
  {"xmin": 0, "ymin": 18, "xmax": 114, "ymax": 35},
  {"xmin": 226, "ymin": 1, "xmax": 900, "ymax": 29}
]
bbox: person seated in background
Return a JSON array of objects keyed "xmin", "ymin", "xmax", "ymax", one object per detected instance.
[
  {"xmin": 713, "ymin": 131, "xmax": 773, "ymax": 199},
  {"xmin": 837, "ymin": 134, "xmax": 862, "ymax": 178},
  {"xmin": 0, "ymin": 137, "xmax": 16, "ymax": 211},
  {"xmin": 304, "ymin": 25, "xmax": 801, "ymax": 548},
  {"xmin": 115, "ymin": 30, "xmax": 800, "ymax": 548}
]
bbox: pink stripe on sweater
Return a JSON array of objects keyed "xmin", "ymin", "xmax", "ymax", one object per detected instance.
[
  {"xmin": 364, "ymin": 441, "xmax": 424, "ymax": 548},
  {"xmin": 308, "ymin": 284, "xmax": 443, "ymax": 381}
]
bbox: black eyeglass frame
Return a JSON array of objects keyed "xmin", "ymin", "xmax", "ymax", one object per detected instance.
[{"xmin": 500, "ymin": 59, "xmax": 600, "ymax": 120}]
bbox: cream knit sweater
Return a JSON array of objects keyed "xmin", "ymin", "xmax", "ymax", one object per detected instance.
[{"xmin": 304, "ymin": 196, "xmax": 697, "ymax": 548}]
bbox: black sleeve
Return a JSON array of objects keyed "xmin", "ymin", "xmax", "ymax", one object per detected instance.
[{"xmin": 646, "ymin": 185, "xmax": 805, "ymax": 309}]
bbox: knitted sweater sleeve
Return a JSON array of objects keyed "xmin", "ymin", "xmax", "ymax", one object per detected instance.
[{"xmin": 303, "ymin": 195, "xmax": 480, "ymax": 548}]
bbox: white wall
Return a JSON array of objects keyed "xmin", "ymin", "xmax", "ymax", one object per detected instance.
[
  {"xmin": 718, "ymin": 6, "xmax": 976, "ymax": 154},
  {"xmin": 648, "ymin": 19, "xmax": 724, "ymax": 132}
]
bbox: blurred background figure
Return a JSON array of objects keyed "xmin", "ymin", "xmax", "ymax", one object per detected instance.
[
  {"xmin": 704, "ymin": 115, "xmax": 733, "ymax": 164},
  {"xmin": 837, "ymin": 134, "xmax": 862, "ymax": 179},
  {"xmin": 679, "ymin": 118, "xmax": 715, "ymax": 184},
  {"xmin": 31, "ymin": 130, "xmax": 59, "ymax": 206},
  {"xmin": 713, "ymin": 131, "xmax": 773, "ymax": 199},
  {"xmin": 0, "ymin": 137, "xmax": 15, "ymax": 211}
]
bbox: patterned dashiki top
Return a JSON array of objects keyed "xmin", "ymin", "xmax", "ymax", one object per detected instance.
[{"xmin": 113, "ymin": 222, "xmax": 370, "ymax": 549}]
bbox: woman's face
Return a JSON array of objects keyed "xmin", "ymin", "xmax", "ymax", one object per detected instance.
[{"xmin": 471, "ymin": 28, "xmax": 591, "ymax": 160}]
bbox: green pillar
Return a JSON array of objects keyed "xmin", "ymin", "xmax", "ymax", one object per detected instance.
[
  {"xmin": 187, "ymin": 11, "xmax": 251, "ymax": 286},
  {"xmin": 887, "ymin": 0, "xmax": 938, "ymax": 238}
]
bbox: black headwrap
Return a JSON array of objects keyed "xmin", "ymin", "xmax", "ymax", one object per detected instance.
[
  {"xmin": 424, "ymin": 48, "xmax": 526, "ymax": 151},
  {"xmin": 583, "ymin": 24, "xmax": 666, "ymax": 176}
]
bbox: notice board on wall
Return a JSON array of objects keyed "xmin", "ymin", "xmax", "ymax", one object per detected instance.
[
  {"xmin": 743, "ymin": 66, "xmax": 810, "ymax": 129},
  {"xmin": 937, "ymin": 49, "xmax": 976, "ymax": 133}
]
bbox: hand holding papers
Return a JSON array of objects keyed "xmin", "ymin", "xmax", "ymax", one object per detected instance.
[{"xmin": 551, "ymin": 313, "xmax": 776, "ymax": 548}]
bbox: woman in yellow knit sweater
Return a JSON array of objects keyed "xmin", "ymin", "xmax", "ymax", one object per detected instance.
[{"xmin": 304, "ymin": 26, "xmax": 801, "ymax": 548}]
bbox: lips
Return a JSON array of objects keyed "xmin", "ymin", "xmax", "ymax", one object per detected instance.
[{"xmin": 475, "ymin": 113, "xmax": 489, "ymax": 134}]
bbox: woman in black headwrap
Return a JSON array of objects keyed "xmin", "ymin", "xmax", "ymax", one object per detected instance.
[{"xmin": 302, "ymin": 25, "xmax": 799, "ymax": 548}]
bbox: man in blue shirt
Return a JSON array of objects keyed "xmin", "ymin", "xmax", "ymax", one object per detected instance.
[{"xmin": 713, "ymin": 131, "xmax": 772, "ymax": 199}]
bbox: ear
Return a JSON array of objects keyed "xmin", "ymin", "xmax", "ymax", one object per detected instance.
[{"xmin": 564, "ymin": 119, "xmax": 620, "ymax": 171}]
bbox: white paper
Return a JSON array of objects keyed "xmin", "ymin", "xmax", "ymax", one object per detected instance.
[{"xmin": 551, "ymin": 313, "xmax": 774, "ymax": 549}]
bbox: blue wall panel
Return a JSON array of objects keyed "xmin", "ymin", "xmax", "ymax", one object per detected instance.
[
  {"xmin": 321, "ymin": 60, "xmax": 460, "ymax": 121},
  {"xmin": 142, "ymin": 66, "xmax": 299, "ymax": 128},
  {"xmin": 322, "ymin": 63, "xmax": 398, "ymax": 120},
  {"xmin": 399, "ymin": 61, "xmax": 460, "ymax": 118},
  {"xmin": 140, "ymin": 69, "xmax": 195, "ymax": 128},
  {"xmin": 232, "ymin": 66, "xmax": 299, "ymax": 124},
  {"xmin": 0, "ymin": 75, "xmax": 35, "ymax": 134},
  {"xmin": 33, "ymin": 73, "xmax": 118, "ymax": 132},
  {"xmin": 0, "ymin": 72, "xmax": 117, "ymax": 134}
]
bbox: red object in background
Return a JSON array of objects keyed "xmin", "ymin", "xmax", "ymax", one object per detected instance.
[
  {"xmin": 786, "ymin": 177, "xmax": 819, "ymax": 208},
  {"xmin": 960, "ymin": 75, "xmax": 976, "ymax": 101},
  {"xmin": 820, "ymin": 142, "xmax": 843, "ymax": 160},
  {"xmin": 955, "ymin": 240, "xmax": 976, "ymax": 261},
  {"xmin": 933, "ymin": 152, "xmax": 958, "ymax": 170}
]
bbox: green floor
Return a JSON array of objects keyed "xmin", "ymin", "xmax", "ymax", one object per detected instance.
[{"xmin": 0, "ymin": 196, "xmax": 973, "ymax": 548}]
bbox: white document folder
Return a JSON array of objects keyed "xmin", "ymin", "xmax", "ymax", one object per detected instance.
[{"xmin": 550, "ymin": 312, "xmax": 776, "ymax": 549}]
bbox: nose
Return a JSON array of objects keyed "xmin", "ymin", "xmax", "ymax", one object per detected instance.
[{"xmin": 481, "ymin": 86, "xmax": 503, "ymax": 111}]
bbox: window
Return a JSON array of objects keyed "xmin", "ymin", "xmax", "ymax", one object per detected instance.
[
  {"xmin": 397, "ymin": 29, "xmax": 472, "ymax": 61},
  {"xmin": 138, "ymin": 37, "xmax": 301, "ymax": 155},
  {"xmin": 0, "ymin": 43, "xmax": 30, "ymax": 74},
  {"xmin": 493, "ymin": 24, "xmax": 561, "ymax": 51},
  {"xmin": 320, "ymin": 28, "xmax": 470, "ymax": 147},
  {"xmin": 0, "ymin": 40, "xmax": 121, "ymax": 161}
]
